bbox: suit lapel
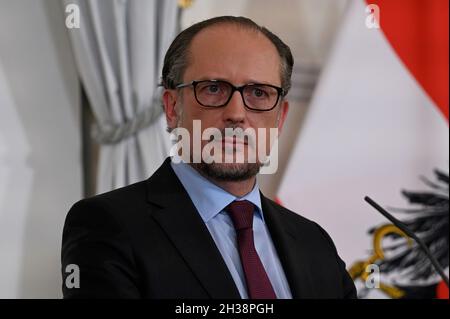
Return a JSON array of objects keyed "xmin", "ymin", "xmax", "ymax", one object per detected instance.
[
  {"xmin": 260, "ymin": 194, "xmax": 316, "ymax": 298},
  {"xmin": 146, "ymin": 158, "xmax": 240, "ymax": 299}
]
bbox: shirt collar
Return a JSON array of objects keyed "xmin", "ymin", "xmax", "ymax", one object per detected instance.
[{"xmin": 170, "ymin": 155, "xmax": 264, "ymax": 223}]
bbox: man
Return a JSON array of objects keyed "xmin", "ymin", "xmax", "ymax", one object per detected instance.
[{"xmin": 62, "ymin": 16, "xmax": 356, "ymax": 299}]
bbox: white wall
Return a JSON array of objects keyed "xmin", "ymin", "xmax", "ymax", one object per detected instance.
[{"xmin": 0, "ymin": 0, "xmax": 81, "ymax": 298}]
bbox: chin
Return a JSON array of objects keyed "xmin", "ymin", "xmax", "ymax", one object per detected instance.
[{"xmin": 194, "ymin": 161, "xmax": 261, "ymax": 182}]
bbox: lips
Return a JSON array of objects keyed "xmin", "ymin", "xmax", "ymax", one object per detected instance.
[{"xmin": 222, "ymin": 136, "xmax": 247, "ymax": 146}]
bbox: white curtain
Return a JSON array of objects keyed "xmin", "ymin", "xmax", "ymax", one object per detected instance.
[{"xmin": 65, "ymin": 0, "xmax": 178, "ymax": 193}]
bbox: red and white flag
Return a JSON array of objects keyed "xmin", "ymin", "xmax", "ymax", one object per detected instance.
[{"xmin": 278, "ymin": 0, "xmax": 448, "ymax": 298}]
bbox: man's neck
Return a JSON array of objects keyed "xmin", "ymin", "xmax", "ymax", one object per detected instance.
[{"xmin": 209, "ymin": 177, "xmax": 257, "ymax": 198}]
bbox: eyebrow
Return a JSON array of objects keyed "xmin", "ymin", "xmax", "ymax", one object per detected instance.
[{"xmin": 194, "ymin": 77, "xmax": 279, "ymax": 86}]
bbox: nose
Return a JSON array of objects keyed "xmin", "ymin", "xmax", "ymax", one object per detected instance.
[{"xmin": 222, "ymin": 90, "xmax": 246, "ymax": 125}]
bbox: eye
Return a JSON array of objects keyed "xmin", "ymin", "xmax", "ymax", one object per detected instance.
[
  {"xmin": 253, "ymin": 88, "xmax": 264, "ymax": 97},
  {"xmin": 198, "ymin": 82, "xmax": 225, "ymax": 95},
  {"xmin": 206, "ymin": 84, "xmax": 220, "ymax": 93},
  {"xmin": 251, "ymin": 87, "xmax": 269, "ymax": 98}
]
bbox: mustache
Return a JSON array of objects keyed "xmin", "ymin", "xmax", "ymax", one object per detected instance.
[{"xmin": 207, "ymin": 127, "xmax": 256, "ymax": 147}]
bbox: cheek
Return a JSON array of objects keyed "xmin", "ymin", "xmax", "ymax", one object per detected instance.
[
  {"xmin": 251, "ymin": 113, "xmax": 280, "ymax": 153},
  {"xmin": 185, "ymin": 107, "xmax": 225, "ymax": 134},
  {"xmin": 248, "ymin": 110, "xmax": 279, "ymax": 127},
  {"xmin": 177, "ymin": 102, "xmax": 196, "ymax": 128},
  {"xmin": 180, "ymin": 108, "xmax": 221, "ymax": 148}
]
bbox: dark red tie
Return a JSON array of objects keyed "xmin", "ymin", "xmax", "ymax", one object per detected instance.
[{"xmin": 225, "ymin": 200, "xmax": 277, "ymax": 299}]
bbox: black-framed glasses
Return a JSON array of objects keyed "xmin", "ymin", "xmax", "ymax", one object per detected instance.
[{"xmin": 176, "ymin": 80, "xmax": 285, "ymax": 111}]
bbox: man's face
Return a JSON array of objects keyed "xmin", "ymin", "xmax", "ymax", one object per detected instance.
[{"xmin": 164, "ymin": 24, "xmax": 289, "ymax": 181}]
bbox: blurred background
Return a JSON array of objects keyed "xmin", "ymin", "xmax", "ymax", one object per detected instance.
[{"xmin": 0, "ymin": 0, "xmax": 448, "ymax": 298}]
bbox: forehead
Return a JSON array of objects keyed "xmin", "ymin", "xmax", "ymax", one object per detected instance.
[{"xmin": 184, "ymin": 23, "xmax": 281, "ymax": 85}]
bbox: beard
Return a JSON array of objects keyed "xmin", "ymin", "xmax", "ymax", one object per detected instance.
[
  {"xmin": 191, "ymin": 126, "xmax": 263, "ymax": 181},
  {"xmin": 171, "ymin": 104, "xmax": 272, "ymax": 182},
  {"xmin": 191, "ymin": 161, "xmax": 262, "ymax": 182}
]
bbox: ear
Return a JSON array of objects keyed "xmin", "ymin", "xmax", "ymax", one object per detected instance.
[
  {"xmin": 162, "ymin": 89, "xmax": 180, "ymax": 130},
  {"xmin": 277, "ymin": 100, "xmax": 289, "ymax": 134}
]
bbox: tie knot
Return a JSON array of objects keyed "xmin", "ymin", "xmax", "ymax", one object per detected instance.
[{"xmin": 225, "ymin": 200, "xmax": 255, "ymax": 230}]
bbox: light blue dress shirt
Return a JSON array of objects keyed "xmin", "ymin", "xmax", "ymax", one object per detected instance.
[{"xmin": 170, "ymin": 157, "xmax": 292, "ymax": 299}]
